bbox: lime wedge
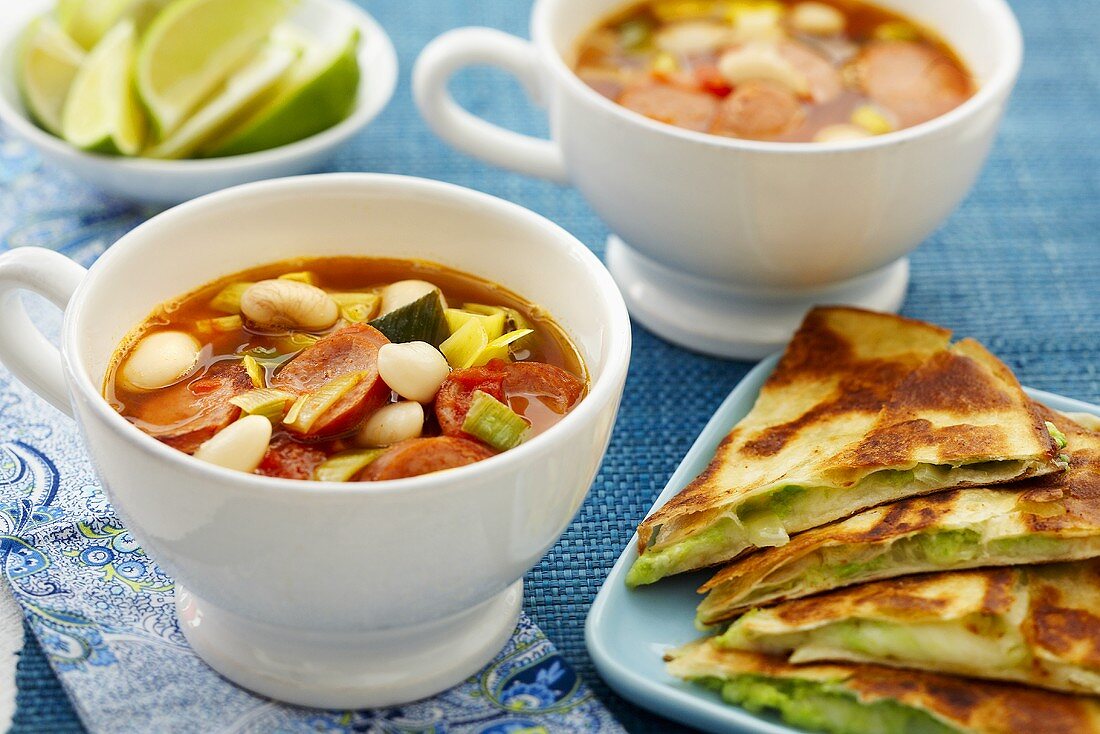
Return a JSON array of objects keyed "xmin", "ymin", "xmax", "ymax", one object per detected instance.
[
  {"xmin": 135, "ymin": 0, "xmax": 294, "ymax": 140},
  {"xmin": 60, "ymin": 19, "xmax": 146, "ymax": 155},
  {"xmin": 18, "ymin": 18, "xmax": 86, "ymax": 135},
  {"xmin": 145, "ymin": 42, "xmax": 298, "ymax": 159},
  {"xmin": 203, "ymin": 26, "xmax": 360, "ymax": 158},
  {"xmin": 56, "ymin": 0, "xmax": 132, "ymax": 50}
]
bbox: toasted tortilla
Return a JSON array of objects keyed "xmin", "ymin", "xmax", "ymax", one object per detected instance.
[
  {"xmin": 715, "ymin": 559, "xmax": 1100, "ymax": 695},
  {"xmin": 695, "ymin": 407, "xmax": 1099, "ymax": 625},
  {"xmin": 667, "ymin": 639, "xmax": 1100, "ymax": 734},
  {"xmin": 628, "ymin": 308, "xmax": 1060, "ymax": 587}
]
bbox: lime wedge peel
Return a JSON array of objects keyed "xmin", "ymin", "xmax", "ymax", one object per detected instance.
[
  {"xmin": 18, "ymin": 18, "xmax": 86, "ymax": 135},
  {"xmin": 134, "ymin": 0, "xmax": 295, "ymax": 141},
  {"xmin": 145, "ymin": 42, "xmax": 299, "ymax": 159},
  {"xmin": 203, "ymin": 25, "xmax": 361, "ymax": 158},
  {"xmin": 60, "ymin": 19, "xmax": 146, "ymax": 156}
]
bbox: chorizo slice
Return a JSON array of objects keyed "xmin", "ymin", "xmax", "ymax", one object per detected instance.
[
  {"xmin": 858, "ymin": 41, "xmax": 972, "ymax": 128},
  {"xmin": 778, "ymin": 40, "xmax": 842, "ymax": 103},
  {"xmin": 132, "ymin": 360, "xmax": 253, "ymax": 454},
  {"xmin": 361, "ymin": 437, "xmax": 495, "ymax": 481},
  {"xmin": 436, "ymin": 360, "xmax": 584, "ymax": 438},
  {"xmin": 272, "ymin": 324, "xmax": 392, "ymax": 439},
  {"xmin": 713, "ymin": 81, "xmax": 803, "ymax": 138},
  {"xmin": 619, "ymin": 83, "xmax": 720, "ymax": 132},
  {"xmin": 256, "ymin": 435, "xmax": 329, "ymax": 480},
  {"xmin": 501, "ymin": 362, "xmax": 585, "ymax": 415},
  {"xmin": 435, "ymin": 362, "xmax": 508, "ymax": 436}
]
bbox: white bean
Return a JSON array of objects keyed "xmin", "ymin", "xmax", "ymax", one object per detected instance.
[
  {"xmin": 193, "ymin": 415, "xmax": 272, "ymax": 473},
  {"xmin": 790, "ymin": 2, "xmax": 846, "ymax": 36},
  {"xmin": 814, "ymin": 123, "xmax": 872, "ymax": 143},
  {"xmin": 240, "ymin": 279, "xmax": 339, "ymax": 331},
  {"xmin": 119, "ymin": 331, "xmax": 201, "ymax": 391},
  {"xmin": 356, "ymin": 401, "xmax": 424, "ymax": 447},
  {"xmin": 718, "ymin": 44, "xmax": 809, "ymax": 96},
  {"xmin": 379, "ymin": 280, "xmax": 446, "ymax": 316},
  {"xmin": 655, "ymin": 21, "xmax": 733, "ymax": 55},
  {"xmin": 377, "ymin": 341, "xmax": 451, "ymax": 403}
]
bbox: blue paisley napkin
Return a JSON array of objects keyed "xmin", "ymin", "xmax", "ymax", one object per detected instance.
[{"xmin": 0, "ymin": 137, "xmax": 624, "ymax": 734}]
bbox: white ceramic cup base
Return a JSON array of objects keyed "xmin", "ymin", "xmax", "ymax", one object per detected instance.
[
  {"xmin": 176, "ymin": 581, "xmax": 523, "ymax": 710},
  {"xmin": 606, "ymin": 236, "xmax": 910, "ymax": 361}
]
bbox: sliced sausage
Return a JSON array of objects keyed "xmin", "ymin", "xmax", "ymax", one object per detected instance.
[
  {"xmin": 361, "ymin": 437, "xmax": 496, "ymax": 481},
  {"xmin": 713, "ymin": 81, "xmax": 803, "ymax": 138},
  {"xmin": 778, "ymin": 40, "xmax": 842, "ymax": 103},
  {"xmin": 619, "ymin": 83, "xmax": 719, "ymax": 132},
  {"xmin": 436, "ymin": 360, "xmax": 585, "ymax": 438},
  {"xmin": 256, "ymin": 435, "xmax": 329, "ymax": 480},
  {"xmin": 501, "ymin": 362, "xmax": 585, "ymax": 414},
  {"xmin": 132, "ymin": 360, "xmax": 253, "ymax": 454},
  {"xmin": 272, "ymin": 324, "xmax": 392, "ymax": 440},
  {"xmin": 435, "ymin": 362, "xmax": 507, "ymax": 436},
  {"xmin": 858, "ymin": 41, "xmax": 972, "ymax": 128}
]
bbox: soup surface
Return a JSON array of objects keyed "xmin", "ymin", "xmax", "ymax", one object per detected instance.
[
  {"xmin": 573, "ymin": 0, "xmax": 975, "ymax": 142},
  {"xmin": 106, "ymin": 257, "xmax": 588, "ymax": 482}
]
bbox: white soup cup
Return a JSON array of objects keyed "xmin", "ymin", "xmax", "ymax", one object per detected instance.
[
  {"xmin": 0, "ymin": 174, "xmax": 631, "ymax": 708},
  {"xmin": 414, "ymin": 0, "xmax": 1023, "ymax": 358}
]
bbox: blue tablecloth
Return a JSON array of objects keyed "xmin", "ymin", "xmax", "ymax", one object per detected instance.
[{"xmin": 4, "ymin": 0, "xmax": 1099, "ymax": 731}]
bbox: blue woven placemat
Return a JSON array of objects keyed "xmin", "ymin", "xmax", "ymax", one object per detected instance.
[{"xmin": 3, "ymin": 0, "xmax": 1100, "ymax": 731}]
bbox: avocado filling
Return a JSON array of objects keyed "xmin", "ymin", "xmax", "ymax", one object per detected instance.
[
  {"xmin": 698, "ymin": 531, "xmax": 1099, "ymax": 624},
  {"xmin": 627, "ymin": 460, "xmax": 1030, "ymax": 587},
  {"xmin": 718, "ymin": 615, "xmax": 1028, "ymax": 676},
  {"xmin": 695, "ymin": 674, "xmax": 960, "ymax": 734}
]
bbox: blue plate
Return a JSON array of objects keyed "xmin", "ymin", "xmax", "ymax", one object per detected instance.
[{"xmin": 586, "ymin": 354, "xmax": 1100, "ymax": 734}]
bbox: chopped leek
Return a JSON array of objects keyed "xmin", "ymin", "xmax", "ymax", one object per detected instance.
[
  {"xmin": 283, "ymin": 371, "xmax": 366, "ymax": 434},
  {"xmin": 209, "ymin": 282, "xmax": 253, "ymax": 314},
  {"xmin": 440, "ymin": 318, "xmax": 488, "ymax": 369},
  {"xmin": 470, "ymin": 329, "xmax": 534, "ymax": 367},
  {"xmin": 196, "ymin": 314, "xmax": 243, "ymax": 334},
  {"xmin": 462, "ymin": 390, "xmax": 529, "ymax": 451},
  {"xmin": 463, "ymin": 303, "xmax": 531, "ymax": 332},
  {"xmin": 278, "ymin": 271, "xmax": 318, "ymax": 285},
  {"xmin": 313, "ymin": 449, "xmax": 386, "ymax": 482},
  {"xmin": 341, "ymin": 303, "xmax": 374, "ymax": 323},
  {"xmin": 652, "ymin": 52, "xmax": 679, "ymax": 76},
  {"xmin": 652, "ymin": 0, "xmax": 721, "ymax": 22},
  {"xmin": 273, "ymin": 332, "xmax": 321, "ymax": 354},
  {"xmin": 873, "ymin": 21, "xmax": 920, "ymax": 41},
  {"xmin": 445, "ymin": 308, "xmax": 506, "ymax": 341},
  {"xmin": 852, "ymin": 105, "xmax": 894, "ymax": 135},
  {"xmin": 229, "ymin": 388, "xmax": 297, "ymax": 422},
  {"xmin": 618, "ymin": 17, "xmax": 654, "ymax": 49},
  {"xmin": 332, "ymin": 292, "xmax": 380, "ymax": 321},
  {"xmin": 242, "ymin": 355, "xmax": 265, "ymax": 388},
  {"xmin": 369, "ymin": 291, "xmax": 447, "ymax": 345}
]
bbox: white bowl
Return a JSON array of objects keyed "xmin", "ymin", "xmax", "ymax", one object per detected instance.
[
  {"xmin": 0, "ymin": 174, "xmax": 632, "ymax": 708},
  {"xmin": 414, "ymin": 0, "xmax": 1023, "ymax": 359},
  {"xmin": 0, "ymin": 0, "xmax": 398, "ymax": 205}
]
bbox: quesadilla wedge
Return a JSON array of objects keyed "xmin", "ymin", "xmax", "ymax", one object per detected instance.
[
  {"xmin": 695, "ymin": 407, "xmax": 1099, "ymax": 625},
  {"xmin": 666, "ymin": 639, "xmax": 1100, "ymax": 734},
  {"xmin": 714, "ymin": 560, "xmax": 1100, "ymax": 695},
  {"xmin": 628, "ymin": 308, "xmax": 1062, "ymax": 587}
]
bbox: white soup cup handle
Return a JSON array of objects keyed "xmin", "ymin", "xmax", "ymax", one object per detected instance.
[
  {"xmin": 414, "ymin": 27, "xmax": 569, "ymax": 184},
  {"xmin": 0, "ymin": 248, "xmax": 87, "ymax": 417}
]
